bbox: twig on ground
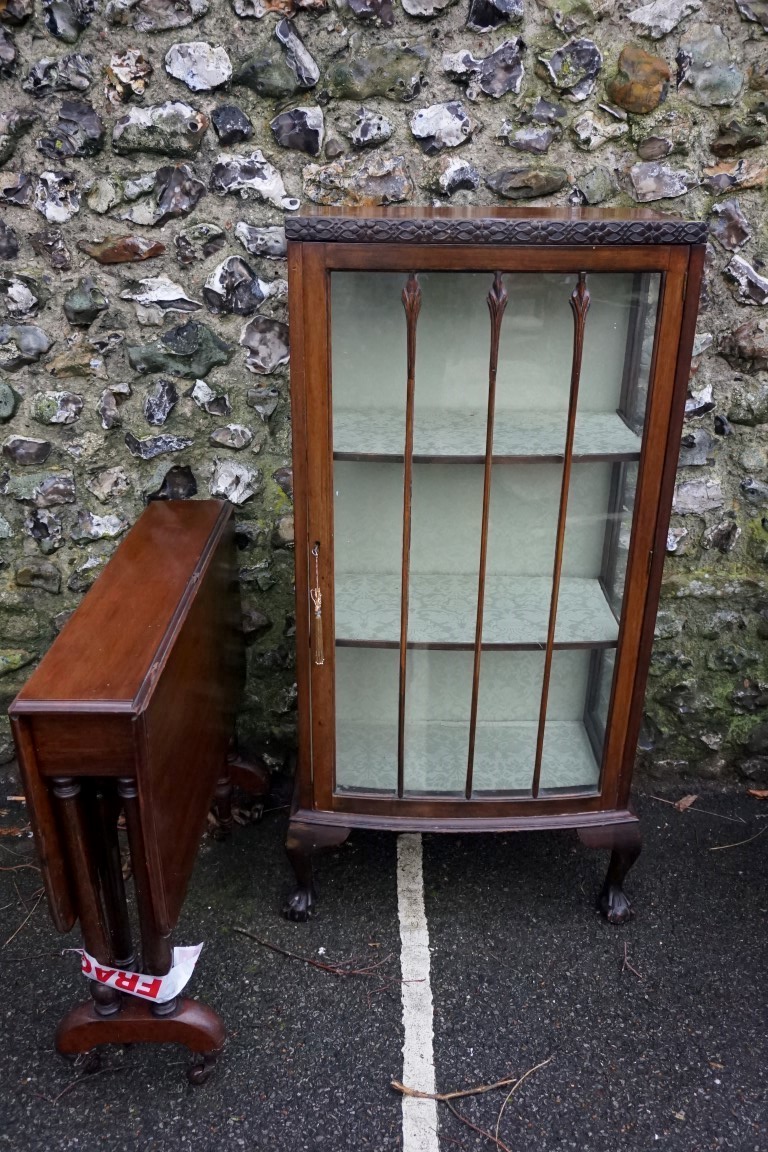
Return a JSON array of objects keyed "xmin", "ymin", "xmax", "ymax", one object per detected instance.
[
  {"xmin": 233, "ymin": 926, "xmax": 393, "ymax": 977},
  {"xmin": 621, "ymin": 941, "xmax": 642, "ymax": 980},
  {"xmin": 708, "ymin": 826, "xmax": 768, "ymax": 852},
  {"xmin": 646, "ymin": 795, "xmax": 746, "ymax": 825},
  {"xmin": 1, "ymin": 888, "xmax": 44, "ymax": 951},
  {"xmin": 32, "ymin": 1067, "xmax": 122, "ymax": 1105},
  {"xmin": 493, "ymin": 1057, "xmax": 555, "ymax": 1144},
  {"xmin": 0, "ymin": 863, "xmax": 40, "ymax": 873},
  {"xmin": 445, "ymin": 1101, "xmax": 513, "ymax": 1152},
  {"xmin": 392, "ymin": 1057, "xmax": 554, "ymax": 1105}
]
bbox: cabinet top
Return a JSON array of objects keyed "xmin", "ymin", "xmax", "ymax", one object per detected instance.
[{"xmin": 285, "ymin": 205, "xmax": 706, "ymax": 247}]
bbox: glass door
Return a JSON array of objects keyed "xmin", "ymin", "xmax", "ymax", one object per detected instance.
[{"xmin": 329, "ymin": 268, "xmax": 660, "ymax": 799}]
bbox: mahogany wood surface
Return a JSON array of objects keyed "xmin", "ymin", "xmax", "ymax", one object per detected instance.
[
  {"xmin": 55, "ymin": 997, "xmax": 226, "ymax": 1057},
  {"xmin": 286, "ymin": 207, "xmax": 705, "ymax": 921}
]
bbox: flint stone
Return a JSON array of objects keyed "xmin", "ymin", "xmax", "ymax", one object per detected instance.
[
  {"xmin": 242, "ymin": 607, "xmax": 272, "ymax": 644},
  {"xmin": 431, "ymin": 156, "xmax": 480, "ymax": 195},
  {"xmin": 240, "ymin": 316, "xmax": 289, "ymax": 374},
  {"xmin": 25, "ymin": 507, "xmax": 63, "ymax": 553},
  {"xmin": 486, "ymin": 165, "xmax": 568, "ymax": 200},
  {"xmin": 727, "ymin": 380, "xmax": 768, "ymax": 425},
  {"xmin": 190, "ymin": 378, "xmax": 231, "ymax": 415},
  {"xmin": 678, "ymin": 428, "xmax": 715, "ymax": 467},
  {"xmin": 105, "ymin": 50, "xmax": 153, "ymax": 104},
  {"xmin": 203, "ymin": 257, "xmax": 272, "ymax": 316},
  {"xmin": 15, "ymin": 561, "xmax": 61, "ymax": 594},
  {"xmin": 443, "ymin": 39, "xmax": 525, "ymax": 101},
  {"xmin": 86, "ymin": 465, "xmax": 131, "ymax": 503},
  {"xmin": 38, "ymin": 99, "xmax": 104, "ymax": 160},
  {"xmin": 209, "ymin": 459, "xmax": 261, "ymax": 504},
  {"xmin": 326, "ymin": 36, "xmax": 427, "ymax": 103},
  {"xmin": 128, "ymin": 320, "xmax": 234, "ymax": 378},
  {"xmin": 165, "ymin": 41, "xmax": 232, "ymax": 91},
  {"xmin": 711, "ymin": 119, "xmax": 766, "ymax": 159},
  {"xmin": 569, "ymin": 166, "xmax": 617, "ymax": 205},
  {"xmin": 210, "ymin": 151, "xmax": 299, "ymax": 211},
  {"xmin": 43, "ymin": 0, "xmax": 96, "ymax": 42},
  {"xmin": 125, "ymin": 431, "xmax": 193, "ymax": 459},
  {"xmin": 0, "ymin": 222, "xmax": 19, "ymax": 261},
  {"xmin": 741, "ymin": 477, "xmax": 768, "ymax": 505},
  {"xmin": 402, "ymin": 0, "xmax": 454, "ymax": 15},
  {"xmin": 211, "ymin": 105, "xmax": 254, "ymax": 146},
  {"xmin": 677, "ymin": 24, "xmax": 743, "ymax": 107},
  {"xmin": 29, "ymin": 228, "xmax": 71, "ymax": 270},
  {"xmin": 63, "ymin": 277, "xmax": 108, "ymax": 326},
  {"xmin": 720, "ymin": 318, "xmax": 768, "ymax": 371},
  {"xmin": 247, "ymin": 386, "xmax": 279, "ymax": 421},
  {"xmin": 147, "ymin": 464, "xmax": 197, "ymax": 501},
  {"xmin": 272, "ymin": 515, "xmax": 294, "ymax": 549},
  {"xmin": 275, "ymin": 17, "xmax": 319, "ymax": 86},
  {"xmin": 0, "ymin": 108, "xmax": 38, "ymax": 165},
  {"xmin": 175, "ymin": 223, "xmax": 226, "ymax": 266},
  {"xmin": 7, "ymin": 468, "xmax": 75, "ymax": 506},
  {"xmin": 210, "ymin": 423, "xmax": 254, "ymax": 450},
  {"xmin": 0, "ymin": 323, "xmax": 53, "ymax": 370},
  {"xmin": 32, "ymin": 390, "xmax": 83, "ymax": 425},
  {"xmin": 338, "ymin": 107, "xmax": 393, "ymax": 149},
  {"xmin": 735, "ymin": 0, "xmax": 768, "ymax": 32},
  {"xmin": 235, "ymin": 223, "xmax": 286, "ymax": 259},
  {"xmin": 0, "ymin": 380, "xmax": 17, "ymax": 420},
  {"xmin": 538, "ymin": 38, "xmax": 602, "ymax": 102},
  {"xmin": 3, "ymin": 436, "xmax": 52, "ymax": 465},
  {"xmin": 68, "ymin": 555, "xmax": 106, "ymax": 592},
  {"xmin": 71, "ymin": 509, "xmax": 128, "ymax": 542},
  {"xmin": 143, "ymin": 378, "xmax": 178, "ymax": 425},
  {"xmin": 112, "ymin": 102, "xmax": 208, "ymax": 157},
  {"xmin": 0, "ymin": 27, "xmax": 15, "ymax": 76},
  {"xmin": 703, "ymin": 521, "xmax": 741, "ymax": 553},
  {"xmin": 709, "ymin": 200, "xmax": 750, "ymax": 251},
  {"xmin": 411, "ymin": 102, "xmax": 473, "ymax": 154},
  {"xmin": 725, "ymin": 256, "xmax": 768, "ymax": 306},
  {"xmin": 97, "ymin": 383, "xmax": 131, "ymax": 429},
  {"xmin": 0, "ymin": 274, "xmax": 43, "ymax": 320},
  {"xmin": 467, "ymin": 0, "xmax": 521, "ymax": 31},
  {"xmin": 142, "ymin": 164, "xmax": 207, "ymax": 227},
  {"xmin": 23, "ymin": 52, "xmax": 92, "ymax": 95},
  {"xmin": 673, "ymin": 478, "xmax": 724, "ymax": 514},
  {"xmin": 121, "ymin": 274, "xmax": 201, "ymax": 324},
  {"xmin": 702, "ymin": 159, "xmax": 767, "ymax": 194},
  {"xmin": 271, "ymin": 106, "xmax": 324, "ymax": 156},
  {"xmin": 79, "ymin": 235, "xmax": 166, "ymax": 264},
  {"xmin": 629, "ymin": 162, "xmax": 695, "ymax": 202},
  {"xmin": 86, "ymin": 176, "xmax": 123, "ymax": 215},
  {"xmin": 233, "ymin": 44, "xmax": 303, "ymax": 99},
  {"xmin": 303, "ymin": 152, "xmax": 413, "ymax": 205},
  {"xmin": 572, "ymin": 111, "xmax": 628, "ymax": 151},
  {"xmin": 627, "ymin": 0, "xmax": 700, "ymax": 39},
  {"xmin": 606, "ymin": 45, "xmax": 670, "ymax": 115},
  {"xmin": 0, "ymin": 0, "xmax": 33, "ymax": 21},
  {"xmin": 106, "ymin": 0, "xmax": 209, "ymax": 31},
  {"xmin": 347, "ymin": 0, "xmax": 394, "ymax": 26},
  {"xmin": 34, "ymin": 171, "xmax": 80, "ymax": 223},
  {"xmin": 0, "ymin": 173, "xmax": 34, "ymax": 208},
  {"xmin": 502, "ymin": 123, "xmax": 560, "ymax": 154}
]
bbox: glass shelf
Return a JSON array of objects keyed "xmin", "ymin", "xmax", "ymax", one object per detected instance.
[
  {"xmin": 333, "ymin": 408, "xmax": 641, "ymax": 463},
  {"xmin": 336, "ymin": 719, "xmax": 599, "ymax": 794},
  {"xmin": 334, "ymin": 573, "xmax": 618, "ymax": 648}
]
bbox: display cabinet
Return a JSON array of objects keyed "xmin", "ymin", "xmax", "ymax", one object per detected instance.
[{"xmin": 284, "ymin": 206, "xmax": 705, "ymax": 923}]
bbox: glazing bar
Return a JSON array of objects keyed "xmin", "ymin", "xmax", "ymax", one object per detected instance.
[
  {"xmin": 465, "ymin": 272, "xmax": 508, "ymax": 800},
  {"xmin": 398, "ymin": 274, "xmax": 422, "ymax": 799},
  {"xmin": 532, "ymin": 272, "xmax": 591, "ymax": 799}
]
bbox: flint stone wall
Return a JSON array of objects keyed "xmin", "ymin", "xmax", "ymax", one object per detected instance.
[{"xmin": 0, "ymin": 0, "xmax": 766, "ymax": 780}]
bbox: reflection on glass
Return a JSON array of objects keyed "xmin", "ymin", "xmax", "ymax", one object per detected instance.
[{"xmin": 328, "ymin": 269, "xmax": 661, "ymax": 799}]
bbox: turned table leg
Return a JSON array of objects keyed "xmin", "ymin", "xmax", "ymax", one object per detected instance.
[
  {"xmin": 283, "ymin": 821, "xmax": 350, "ymax": 922},
  {"xmin": 51, "ymin": 778, "xmax": 121, "ymax": 1018},
  {"xmin": 87, "ymin": 783, "xmax": 135, "ymax": 970},
  {"xmin": 578, "ymin": 820, "xmax": 643, "ymax": 924}
]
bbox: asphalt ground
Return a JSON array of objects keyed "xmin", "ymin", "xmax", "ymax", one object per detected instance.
[{"xmin": 0, "ymin": 781, "xmax": 766, "ymax": 1152}]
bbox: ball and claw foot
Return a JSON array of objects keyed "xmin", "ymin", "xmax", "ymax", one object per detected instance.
[
  {"xmin": 282, "ymin": 884, "xmax": 316, "ymax": 923},
  {"xmin": 600, "ymin": 883, "xmax": 633, "ymax": 925},
  {"xmin": 187, "ymin": 1052, "xmax": 218, "ymax": 1085}
]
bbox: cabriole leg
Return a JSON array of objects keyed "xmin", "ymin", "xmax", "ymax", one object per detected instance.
[
  {"xmin": 578, "ymin": 820, "xmax": 642, "ymax": 925},
  {"xmin": 283, "ymin": 821, "xmax": 350, "ymax": 922}
]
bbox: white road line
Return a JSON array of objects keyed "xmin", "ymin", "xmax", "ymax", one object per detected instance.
[{"xmin": 397, "ymin": 833, "xmax": 439, "ymax": 1152}]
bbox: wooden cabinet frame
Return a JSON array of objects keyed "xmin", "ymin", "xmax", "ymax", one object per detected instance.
[{"xmin": 285, "ymin": 207, "xmax": 705, "ymax": 922}]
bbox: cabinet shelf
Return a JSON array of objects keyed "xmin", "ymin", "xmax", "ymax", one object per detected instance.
[
  {"xmin": 336, "ymin": 719, "xmax": 600, "ymax": 794},
  {"xmin": 335, "ymin": 573, "xmax": 618, "ymax": 649},
  {"xmin": 333, "ymin": 408, "xmax": 641, "ymax": 463}
]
